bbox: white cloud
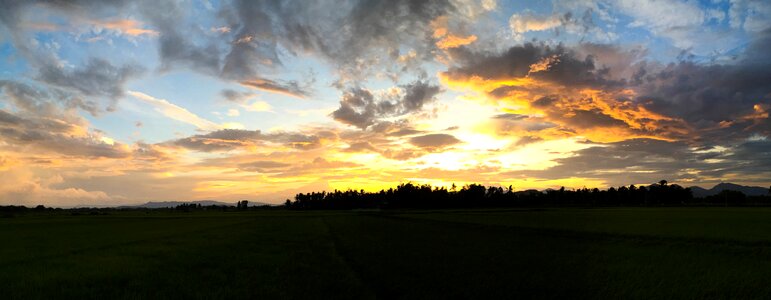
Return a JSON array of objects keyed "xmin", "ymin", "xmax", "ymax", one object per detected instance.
[
  {"xmin": 243, "ymin": 101, "xmax": 272, "ymax": 112},
  {"xmin": 227, "ymin": 108, "xmax": 240, "ymax": 117},
  {"xmin": 706, "ymin": 8, "xmax": 726, "ymax": 23},
  {"xmin": 128, "ymin": 91, "xmax": 222, "ymax": 131},
  {"xmin": 730, "ymin": 0, "xmax": 771, "ymax": 32},
  {"xmin": 509, "ymin": 12, "xmax": 563, "ymax": 41},
  {"xmin": 615, "ymin": 0, "xmax": 705, "ymax": 48}
]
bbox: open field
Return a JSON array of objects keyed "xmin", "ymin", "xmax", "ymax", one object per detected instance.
[{"xmin": 3, "ymin": 208, "xmax": 771, "ymax": 299}]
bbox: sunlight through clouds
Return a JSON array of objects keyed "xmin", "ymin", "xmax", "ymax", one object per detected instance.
[{"xmin": 0, "ymin": 0, "xmax": 769, "ymax": 205}]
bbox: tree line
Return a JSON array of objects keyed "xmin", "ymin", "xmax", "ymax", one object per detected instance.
[
  {"xmin": 2, "ymin": 181, "xmax": 770, "ymax": 214},
  {"xmin": 286, "ymin": 180, "xmax": 771, "ymax": 210}
]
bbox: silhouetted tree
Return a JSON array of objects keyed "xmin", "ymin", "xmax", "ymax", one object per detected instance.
[
  {"xmin": 237, "ymin": 200, "xmax": 249, "ymax": 210},
  {"xmin": 285, "ymin": 180, "xmax": 700, "ymax": 210}
]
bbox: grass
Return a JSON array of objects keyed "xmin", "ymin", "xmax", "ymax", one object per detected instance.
[{"xmin": 2, "ymin": 208, "xmax": 771, "ymax": 299}]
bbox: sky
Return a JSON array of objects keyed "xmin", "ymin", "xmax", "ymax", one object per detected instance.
[{"xmin": 0, "ymin": 0, "xmax": 769, "ymax": 206}]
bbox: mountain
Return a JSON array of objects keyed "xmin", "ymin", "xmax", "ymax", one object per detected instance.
[
  {"xmin": 126, "ymin": 200, "xmax": 272, "ymax": 208},
  {"xmin": 130, "ymin": 200, "xmax": 235, "ymax": 208},
  {"xmin": 690, "ymin": 183, "xmax": 770, "ymax": 198}
]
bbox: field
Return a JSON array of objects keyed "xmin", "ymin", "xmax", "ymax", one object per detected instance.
[{"xmin": 3, "ymin": 208, "xmax": 771, "ymax": 299}]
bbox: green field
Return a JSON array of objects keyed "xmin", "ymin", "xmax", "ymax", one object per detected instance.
[{"xmin": 3, "ymin": 208, "xmax": 771, "ymax": 299}]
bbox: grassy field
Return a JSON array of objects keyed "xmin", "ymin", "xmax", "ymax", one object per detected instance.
[{"xmin": 3, "ymin": 208, "xmax": 771, "ymax": 299}]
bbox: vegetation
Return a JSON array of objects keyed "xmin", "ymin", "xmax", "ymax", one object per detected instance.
[
  {"xmin": 288, "ymin": 181, "xmax": 771, "ymax": 210},
  {"xmin": 3, "ymin": 208, "xmax": 771, "ymax": 299}
]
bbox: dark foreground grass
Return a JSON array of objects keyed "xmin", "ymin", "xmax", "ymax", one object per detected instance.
[{"xmin": 2, "ymin": 208, "xmax": 771, "ymax": 299}]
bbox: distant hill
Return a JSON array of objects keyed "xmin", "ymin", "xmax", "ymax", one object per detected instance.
[
  {"xmin": 128, "ymin": 200, "xmax": 273, "ymax": 208},
  {"xmin": 690, "ymin": 183, "xmax": 770, "ymax": 198}
]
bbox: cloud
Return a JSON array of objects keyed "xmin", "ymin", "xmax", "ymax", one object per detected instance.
[
  {"xmin": 270, "ymin": 157, "xmax": 361, "ymax": 178},
  {"xmin": 507, "ymin": 7, "xmax": 607, "ymax": 43},
  {"xmin": 240, "ymin": 78, "xmax": 309, "ymax": 99},
  {"xmin": 519, "ymin": 137, "xmax": 771, "ymax": 187},
  {"xmin": 509, "ymin": 11, "xmax": 564, "ymax": 41},
  {"xmin": 436, "ymin": 33, "xmax": 478, "ymax": 49},
  {"xmin": 343, "ymin": 141, "xmax": 379, "ymax": 153},
  {"xmin": 0, "ymin": 1, "xmax": 145, "ymax": 113},
  {"xmin": 442, "ymin": 35, "xmax": 771, "ymax": 144},
  {"xmin": 730, "ymin": 0, "xmax": 771, "ymax": 32},
  {"xmin": 172, "ymin": 129, "xmax": 264, "ymax": 152},
  {"xmin": 128, "ymin": 91, "xmax": 222, "ymax": 131},
  {"xmin": 615, "ymin": 0, "xmax": 705, "ymax": 41},
  {"xmin": 442, "ymin": 42, "xmax": 690, "ymax": 142},
  {"xmin": 171, "ymin": 128, "xmax": 330, "ymax": 152},
  {"xmin": 137, "ymin": 0, "xmax": 221, "ymax": 74},
  {"xmin": 88, "ymin": 18, "xmax": 159, "ymax": 36},
  {"xmin": 220, "ymin": 89, "xmax": 253, "ymax": 103},
  {"xmin": 332, "ymin": 80, "xmax": 442, "ymax": 129},
  {"xmin": 215, "ymin": 0, "xmax": 490, "ymax": 86},
  {"xmin": 243, "ymin": 101, "xmax": 272, "ymax": 112},
  {"xmin": 431, "ymin": 15, "xmax": 478, "ymax": 49},
  {"xmin": 0, "ymin": 167, "xmax": 114, "ymax": 207},
  {"xmin": 38, "ymin": 58, "xmax": 144, "ymax": 104},
  {"xmin": 632, "ymin": 30, "xmax": 771, "ymax": 140},
  {"xmin": 409, "ymin": 133, "xmax": 462, "ymax": 149},
  {"xmin": 0, "ymin": 80, "xmax": 99, "ymax": 117},
  {"xmin": 0, "ymin": 109, "xmax": 130, "ymax": 158},
  {"xmin": 238, "ymin": 160, "xmax": 291, "ymax": 172}
]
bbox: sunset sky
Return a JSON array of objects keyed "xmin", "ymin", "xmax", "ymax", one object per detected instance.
[{"xmin": 1, "ymin": 0, "xmax": 769, "ymax": 206}]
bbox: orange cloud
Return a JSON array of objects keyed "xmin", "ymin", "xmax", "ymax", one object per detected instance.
[
  {"xmin": 431, "ymin": 15, "xmax": 478, "ymax": 49},
  {"xmin": 439, "ymin": 71, "xmax": 691, "ymax": 143},
  {"xmin": 91, "ymin": 19, "xmax": 159, "ymax": 36},
  {"xmin": 436, "ymin": 34, "xmax": 478, "ymax": 49}
]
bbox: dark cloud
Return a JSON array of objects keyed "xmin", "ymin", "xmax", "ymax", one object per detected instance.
[
  {"xmin": 409, "ymin": 133, "xmax": 461, "ymax": 149},
  {"xmin": 221, "ymin": 0, "xmax": 458, "ymax": 76},
  {"xmin": 519, "ymin": 139, "xmax": 699, "ymax": 184},
  {"xmin": 171, "ymin": 129, "xmax": 328, "ymax": 152},
  {"xmin": 445, "ymin": 42, "xmax": 621, "ymax": 88},
  {"xmin": 138, "ymin": 0, "xmax": 221, "ymax": 75},
  {"xmin": 635, "ymin": 63, "xmax": 771, "ymax": 140},
  {"xmin": 620, "ymin": 31, "xmax": 771, "ymax": 143},
  {"xmin": 0, "ymin": 24, "xmax": 142, "ymax": 114},
  {"xmin": 0, "ymin": 108, "xmax": 129, "ymax": 158},
  {"xmin": 343, "ymin": 141, "xmax": 378, "ymax": 153},
  {"xmin": 532, "ymin": 95, "xmax": 558, "ymax": 107},
  {"xmin": 519, "ymin": 138, "xmax": 771, "ymax": 186},
  {"xmin": 37, "ymin": 58, "xmax": 144, "ymax": 108},
  {"xmin": 367, "ymin": 120, "xmax": 425, "ymax": 136},
  {"xmin": 514, "ymin": 135, "xmax": 543, "ymax": 147},
  {"xmin": 220, "ymin": 89, "xmax": 253, "ymax": 103},
  {"xmin": 332, "ymin": 80, "xmax": 442, "ymax": 129},
  {"xmin": 240, "ymin": 78, "xmax": 309, "ymax": 98},
  {"xmin": 493, "ymin": 114, "xmax": 557, "ymax": 133},
  {"xmin": 172, "ymin": 129, "xmax": 264, "ymax": 152},
  {"xmin": 563, "ymin": 109, "xmax": 628, "ymax": 129},
  {"xmin": 446, "ymin": 36, "xmax": 771, "ymax": 144},
  {"xmin": 401, "ymin": 80, "xmax": 442, "ymax": 111},
  {"xmin": 0, "ymin": 80, "xmax": 98, "ymax": 119},
  {"xmin": 331, "ymin": 88, "xmax": 378, "ymax": 129},
  {"xmin": 207, "ymin": 0, "xmax": 464, "ymax": 93}
]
